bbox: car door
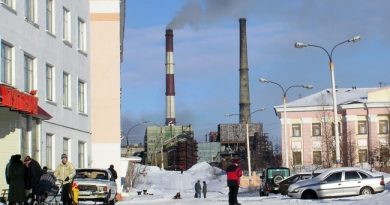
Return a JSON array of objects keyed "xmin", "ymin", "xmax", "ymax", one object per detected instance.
[
  {"xmin": 342, "ymin": 171, "xmax": 362, "ymax": 196},
  {"xmin": 318, "ymin": 171, "xmax": 343, "ymax": 198}
]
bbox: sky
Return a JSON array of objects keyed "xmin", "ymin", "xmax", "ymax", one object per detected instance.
[{"xmin": 121, "ymin": 0, "xmax": 390, "ymax": 145}]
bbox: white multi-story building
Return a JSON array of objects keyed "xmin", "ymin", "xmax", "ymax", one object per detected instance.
[{"xmin": 0, "ymin": 0, "xmax": 90, "ymax": 188}]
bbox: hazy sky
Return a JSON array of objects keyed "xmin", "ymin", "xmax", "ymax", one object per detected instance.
[{"xmin": 121, "ymin": 0, "xmax": 390, "ymax": 145}]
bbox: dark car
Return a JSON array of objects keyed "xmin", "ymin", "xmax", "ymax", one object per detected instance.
[
  {"xmin": 279, "ymin": 173, "xmax": 313, "ymax": 195},
  {"xmin": 259, "ymin": 167, "xmax": 290, "ymax": 196}
]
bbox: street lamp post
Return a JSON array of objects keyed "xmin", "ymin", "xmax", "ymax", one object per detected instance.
[
  {"xmin": 124, "ymin": 121, "xmax": 151, "ymax": 156},
  {"xmin": 225, "ymin": 107, "xmax": 265, "ymax": 180},
  {"xmin": 259, "ymin": 78, "xmax": 313, "ymax": 168},
  {"xmin": 294, "ymin": 36, "xmax": 361, "ymax": 165}
]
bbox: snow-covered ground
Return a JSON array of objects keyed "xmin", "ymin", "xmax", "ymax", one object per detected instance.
[{"xmin": 117, "ymin": 162, "xmax": 390, "ymax": 205}]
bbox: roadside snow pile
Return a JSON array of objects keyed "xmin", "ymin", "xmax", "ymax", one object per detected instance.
[{"xmin": 132, "ymin": 162, "xmax": 227, "ymax": 199}]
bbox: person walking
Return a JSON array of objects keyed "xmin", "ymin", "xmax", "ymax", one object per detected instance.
[
  {"xmin": 226, "ymin": 159, "xmax": 242, "ymax": 205},
  {"xmin": 108, "ymin": 164, "xmax": 118, "ymax": 181},
  {"xmin": 202, "ymin": 181, "xmax": 207, "ymax": 198},
  {"xmin": 54, "ymin": 154, "xmax": 75, "ymax": 205},
  {"xmin": 6, "ymin": 155, "xmax": 26, "ymax": 205},
  {"xmin": 194, "ymin": 180, "xmax": 201, "ymax": 198},
  {"xmin": 24, "ymin": 156, "xmax": 42, "ymax": 204}
]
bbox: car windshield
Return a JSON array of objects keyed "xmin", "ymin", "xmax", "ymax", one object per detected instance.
[
  {"xmin": 75, "ymin": 170, "xmax": 108, "ymax": 180},
  {"xmin": 267, "ymin": 168, "xmax": 290, "ymax": 179}
]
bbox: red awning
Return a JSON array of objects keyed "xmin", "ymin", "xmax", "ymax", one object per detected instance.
[{"xmin": 31, "ymin": 106, "xmax": 52, "ymax": 120}]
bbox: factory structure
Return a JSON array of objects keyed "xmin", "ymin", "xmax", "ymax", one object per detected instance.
[
  {"xmin": 143, "ymin": 19, "xmax": 278, "ymax": 172},
  {"xmin": 144, "ymin": 29, "xmax": 198, "ymax": 170}
]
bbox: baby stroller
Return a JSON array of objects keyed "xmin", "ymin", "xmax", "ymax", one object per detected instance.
[{"xmin": 34, "ymin": 172, "xmax": 61, "ymax": 205}]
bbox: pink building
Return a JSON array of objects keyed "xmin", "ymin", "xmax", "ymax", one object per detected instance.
[{"xmin": 275, "ymin": 87, "xmax": 390, "ymax": 169}]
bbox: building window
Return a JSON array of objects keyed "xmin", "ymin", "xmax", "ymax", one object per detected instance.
[
  {"xmin": 63, "ymin": 138, "xmax": 69, "ymax": 156},
  {"xmin": 78, "ymin": 18, "xmax": 86, "ymax": 51},
  {"xmin": 293, "ymin": 151, "xmax": 302, "ymax": 165},
  {"xmin": 78, "ymin": 141, "xmax": 85, "ymax": 168},
  {"xmin": 78, "ymin": 80, "xmax": 86, "ymax": 113},
  {"xmin": 46, "ymin": 133, "xmax": 53, "ymax": 170},
  {"xmin": 359, "ymin": 149, "xmax": 368, "ymax": 163},
  {"xmin": 46, "ymin": 64, "xmax": 54, "ymax": 101},
  {"xmin": 312, "ymin": 123, "xmax": 321, "ymax": 136},
  {"xmin": 379, "ymin": 120, "xmax": 389, "ymax": 134},
  {"xmin": 63, "ymin": 72, "xmax": 70, "ymax": 107},
  {"xmin": 25, "ymin": 0, "xmax": 36, "ymax": 22},
  {"xmin": 62, "ymin": 7, "xmax": 71, "ymax": 42},
  {"xmin": 46, "ymin": 0, "xmax": 54, "ymax": 33},
  {"xmin": 24, "ymin": 54, "xmax": 34, "ymax": 92},
  {"xmin": 1, "ymin": 41, "xmax": 13, "ymax": 85},
  {"xmin": 292, "ymin": 124, "xmax": 301, "ymax": 137},
  {"xmin": 358, "ymin": 120, "xmax": 367, "ymax": 134},
  {"xmin": 313, "ymin": 151, "xmax": 322, "ymax": 165},
  {"xmin": 2, "ymin": 0, "xmax": 15, "ymax": 9}
]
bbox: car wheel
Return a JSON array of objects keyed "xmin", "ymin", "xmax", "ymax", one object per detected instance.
[
  {"xmin": 301, "ymin": 190, "xmax": 317, "ymax": 199},
  {"xmin": 360, "ymin": 187, "xmax": 373, "ymax": 195}
]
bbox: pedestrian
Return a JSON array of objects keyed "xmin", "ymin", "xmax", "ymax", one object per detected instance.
[
  {"xmin": 6, "ymin": 154, "xmax": 26, "ymax": 205},
  {"xmin": 194, "ymin": 180, "xmax": 201, "ymax": 198},
  {"xmin": 24, "ymin": 156, "xmax": 42, "ymax": 204},
  {"xmin": 226, "ymin": 159, "xmax": 242, "ymax": 205},
  {"xmin": 108, "ymin": 164, "xmax": 118, "ymax": 181},
  {"xmin": 202, "ymin": 181, "xmax": 207, "ymax": 198},
  {"xmin": 54, "ymin": 154, "xmax": 75, "ymax": 205}
]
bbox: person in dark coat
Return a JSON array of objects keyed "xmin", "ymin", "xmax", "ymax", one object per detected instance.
[
  {"xmin": 194, "ymin": 180, "xmax": 201, "ymax": 198},
  {"xmin": 202, "ymin": 181, "xmax": 207, "ymax": 198},
  {"xmin": 24, "ymin": 156, "xmax": 43, "ymax": 195},
  {"xmin": 108, "ymin": 164, "xmax": 118, "ymax": 181},
  {"xmin": 226, "ymin": 159, "xmax": 242, "ymax": 205},
  {"xmin": 6, "ymin": 154, "xmax": 26, "ymax": 205}
]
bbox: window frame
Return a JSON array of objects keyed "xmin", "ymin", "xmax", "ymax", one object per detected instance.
[
  {"xmin": 46, "ymin": 0, "xmax": 54, "ymax": 34},
  {"xmin": 2, "ymin": 0, "xmax": 15, "ymax": 9},
  {"xmin": 25, "ymin": 0, "xmax": 37, "ymax": 23},
  {"xmin": 63, "ymin": 72, "xmax": 70, "ymax": 107},
  {"xmin": 379, "ymin": 120, "xmax": 389, "ymax": 134},
  {"xmin": 312, "ymin": 123, "xmax": 321, "ymax": 136},
  {"xmin": 46, "ymin": 133, "xmax": 53, "ymax": 170},
  {"xmin": 358, "ymin": 149, "xmax": 368, "ymax": 163},
  {"xmin": 77, "ymin": 18, "xmax": 86, "ymax": 51},
  {"xmin": 1, "ymin": 41, "xmax": 14, "ymax": 85},
  {"xmin": 24, "ymin": 53, "xmax": 35, "ymax": 92},
  {"xmin": 313, "ymin": 151, "xmax": 322, "ymax": 165},
  {"xmin": 78, "ymin": 141, "xmax": 85, "ymax": 168},
  {"xmin": 292, "ymin": 151, "xmax": 302, "ymax": 165},
  {"xmin": 292, "ymin": 124, "xmax": 301, "ymax": 137},
  {"xmin": 78, "ymin": 80, "xmax": 86, "ymax": 113},
  {"xmin": 46, "ymin": 64, "xmax": 54, "ymax": 102},
  {"xmin": 358, "ymin": 120, "xmax": 367, "ymax": 134},
  {"xmin": 62, "ymin": 7, "xmax": 71, "ymax": 42}
]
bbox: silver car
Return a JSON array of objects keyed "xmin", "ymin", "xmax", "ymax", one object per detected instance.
[
  {"xmin": 288, "ymin": 167, "xmax": 385, "ymax": 199},
  {"xmin": 73, "ymin": 168, "xmax": 117, "ymax": 204}
]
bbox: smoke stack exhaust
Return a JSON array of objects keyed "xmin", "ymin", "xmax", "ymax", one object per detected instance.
[
  {"xmin": 239, "ymin": 18, "xmax": 251, "ymax": 124},
  {"xmin": 165, "ymin": 29, "xmax": 176, "ymax": 125}
]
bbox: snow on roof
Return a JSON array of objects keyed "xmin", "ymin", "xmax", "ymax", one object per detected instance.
[{"xmin": 276, "ymin": 87, "xmax": 378, "ymax": 108}]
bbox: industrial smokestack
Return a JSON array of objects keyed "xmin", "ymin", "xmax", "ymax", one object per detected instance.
[
  {"xmin": 165, "ymin": 29, "xmax": 176, "ymax": 125},
  {"xmin": 239, "ymin": 18, "xmax": 251, "ymax": 124}
]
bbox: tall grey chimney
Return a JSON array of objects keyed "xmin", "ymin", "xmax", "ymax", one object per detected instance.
[{"xmin": 239, "ymin": 18, "xmax": 251, "ymax": 124}]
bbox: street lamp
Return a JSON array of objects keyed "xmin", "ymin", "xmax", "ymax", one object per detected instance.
[
  {"xmin": 259, "ymin": 78, "xmax": 313, "ymax": 168},
  {"xmin": 294, "ymin": 35, "xmax": 361, "ymax": 165},
  {"xmin": 225, "ymin": 107, "xmax": 266, "ymax": 180},
  {"xmin": 124, "ymin": 121, "xmax": 151, "ymax": 156}
]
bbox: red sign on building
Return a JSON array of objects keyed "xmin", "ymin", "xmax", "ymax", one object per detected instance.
[{"xmin": 0, "ymin": 85, "xmax": 38, "ymax": 114}]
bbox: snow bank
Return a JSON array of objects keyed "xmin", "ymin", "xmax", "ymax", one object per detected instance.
[{"xmin": 132, "ymin": 162, "xmax": 227, "ymax": 199}]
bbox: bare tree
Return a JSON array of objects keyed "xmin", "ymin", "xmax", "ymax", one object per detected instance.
[{"xmin": 341, "ymin": 129, "xmax": 357, "ymax": 167}]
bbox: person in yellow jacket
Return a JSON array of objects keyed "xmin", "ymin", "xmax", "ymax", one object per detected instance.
[{"xmin": 54, "ymin": 154, "xmax": 75, "ymax": 205}]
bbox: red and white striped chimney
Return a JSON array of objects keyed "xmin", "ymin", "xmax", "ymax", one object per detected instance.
[{"xmin": 165, "ymin": 29, "xmax": 176, "ymax": 125}]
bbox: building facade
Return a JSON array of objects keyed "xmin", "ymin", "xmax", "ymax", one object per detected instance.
[
  {"xmin": 0, "ymin": 0, "xmax": 91, "ymax": 188},
  {"xmin": 275, "ymin": 87, "xmax": 390, "ymax": 169},
  {"xmin": 89, "ymin": 0, "xmax": 125, "ymax": 181}
]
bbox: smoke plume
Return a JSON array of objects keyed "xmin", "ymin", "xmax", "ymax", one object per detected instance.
[{"xmin": 167, "ymin": 0, "xmax": 257, "ymax": 29}]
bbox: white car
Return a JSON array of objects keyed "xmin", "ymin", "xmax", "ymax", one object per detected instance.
[
  {"xmin": 73, "ymin": 168, "xmax": 117, "ymax": 204},
  {"xmin": 288, "ymin": 167, "xmax": 385, "ymax": 199}
]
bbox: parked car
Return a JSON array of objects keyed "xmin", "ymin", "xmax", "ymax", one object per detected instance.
[
  {"xmin": 279, "ymin": 170, "xmax": 326, "ymax": 195},
  {"xmin": 73, "ymin": 168, "xmax": 117, "ymax": 204},
  {"xmin": 259, "ymin": 167, "xmax": 290, "ymax": 196},
  {"xmin": 288, "ymin": 167, "xmax": 385, "ymax": 199}
]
